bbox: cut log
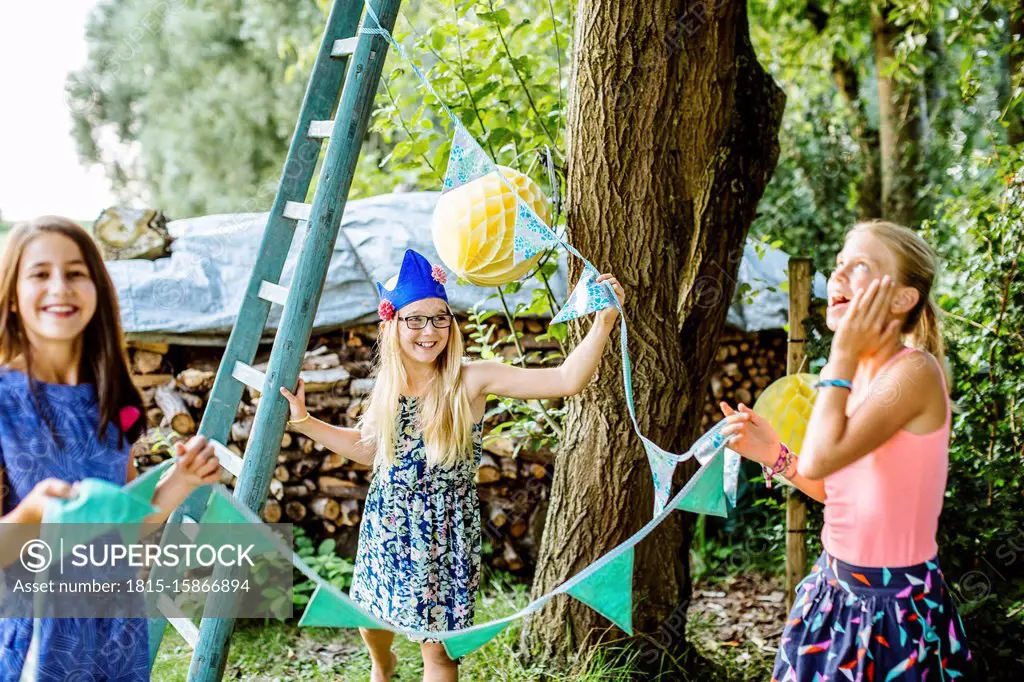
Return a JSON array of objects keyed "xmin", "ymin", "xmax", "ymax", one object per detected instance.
[
  {"xmin": 179, "ymin": 392, "xmax": 203, "ymax": 410},
  {"xmin": 133, "ymin": 350, "xmax": 164, "ymax": 375},
  {"xmin": 488, "ymin": 504, "xmax": 508, "ymax": 529},
  {"xmin": 274, "ymin": 465, "xmax": 290, "ymax": 483},
  {"xmin": 283, "ymin": 483, "xmax": 310, "ymax": 497},
  {"xmin": 339, "ymin": 499, "xmax": 361, "ymax": 526},
  {"xmin": 177, "ymin": 368, "xmax": 215, "ymax": 392},
  {"xmin": 311, "ymin": 497, "xmax": 340, "ymax": 521},
  {"xmin": 269, "ymin": 479, "xmax": 284, "ymax": 501},
  {"xmin": 500, "ymin": 457, "xmax": 518, "ymax": 480},
  {"xmin": 129, "ymin": 341, "xmax": 170, "ymax": 354},
  {"xmin": 320, "ymin": 452, "xmax": 346, "ymax": 472},
  {"xmin": 155, "ymin": 383, "xmax": 196, "ymax": 435},
  {"xmin": 284, "ymin": 501, "xmax": 307, "ymax": 522},
  {"xmin": 133, "ymin": 373, "xmax": 175, "ymax": 390},
  {"xmin": 317, "ymin": 476, "xmax": 368, "ymax": 500},
  {"xmin": 262, "ymin": 499, "xmax": 282, "ymax": 523},
  {"xmin": 502, "ymin": 541, "xmax": 523, "ymax": 572},
  {"xmin": 477, "ymin": 455, "xmax": 501, "ymax": 484},
  {"xmin": 231, "ymin": 418, "xmax": 253, "ymax": 443},
  {"xmin": 280, "ymin": 432, "xmax": 293, "ymax": 450}
]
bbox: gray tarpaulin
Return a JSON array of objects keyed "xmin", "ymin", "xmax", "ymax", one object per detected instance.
[{"xmin": 107, "ymin": 191, "xmax": 825, "ymax": 340}]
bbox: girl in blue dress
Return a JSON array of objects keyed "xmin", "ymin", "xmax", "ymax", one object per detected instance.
[
  {"xmin": 280, "ymin": 249, "xmax": 625, "ymax": 682},
  {"xmin": 0, "ymin": 216, "xmax": 223, "ymax": 681}
]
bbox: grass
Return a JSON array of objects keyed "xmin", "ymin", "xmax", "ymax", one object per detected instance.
[{"xmin": 151, "ymin": 573, "xmax": 645, "ymax": 681}]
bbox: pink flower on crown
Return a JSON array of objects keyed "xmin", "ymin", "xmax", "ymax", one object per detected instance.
[
  {"xmin": 377, "ymin": 299, "xmax": 395, "ymax": 321},
  {"xmin": 431, "ymin": 265, "xmax": 447, "ymax": 285}
]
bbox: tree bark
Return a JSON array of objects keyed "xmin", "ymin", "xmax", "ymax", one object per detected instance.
[
  {"xmin": 521, "ymin": 0, "xmax": 784, "ymax": 667},
  {"xmin": 872, "ymin": 3, "xmax": 924, "ymax": 226},
  {"xmin": 806, "ymin": 1, "xmax": 883, "ymax": 219},
  {"xmin": 1010, "ymin": 3, "xmax": 1024, "ymax": 146}
]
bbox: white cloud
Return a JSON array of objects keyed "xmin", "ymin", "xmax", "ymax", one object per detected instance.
[{"xmin": 0, "ymin": 1, "xmax": 116, "ymax": 222}]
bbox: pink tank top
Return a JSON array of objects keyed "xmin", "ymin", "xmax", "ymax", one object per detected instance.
[{"xmin": 821, "ymin": 346, "xmax": 951, "ymax": 568}]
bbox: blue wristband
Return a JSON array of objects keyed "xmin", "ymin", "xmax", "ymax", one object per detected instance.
[{"xmin": 813, "ymin": 378, "xmax": 853, "ymax": 390}]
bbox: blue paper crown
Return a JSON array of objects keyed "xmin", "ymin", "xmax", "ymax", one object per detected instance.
[{"xmin": 376, "ymin": 249, "xmax": 449, "ymax": 314}]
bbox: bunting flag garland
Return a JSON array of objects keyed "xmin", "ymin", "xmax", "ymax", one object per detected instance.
[{"xmin": 31, "ymin": 1, "xmax": 757, "ymax": 661}]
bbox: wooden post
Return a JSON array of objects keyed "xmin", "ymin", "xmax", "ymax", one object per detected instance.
[{"xmin": 785, "ymin": 258, "xmax": 812, "ymax": 611}]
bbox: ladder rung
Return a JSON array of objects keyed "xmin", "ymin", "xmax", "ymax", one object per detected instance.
[
  {"xmin": 282, "ymin": 201, "xmax": 312, "ymax": 221},
  {"xmin": 157, "ymin": 595, "xmax": 199, "ymax": 648},
  {"xmin": 209, "ymin": 438, "xmax": 245, "ymax": 478},
  {"xmin": 232, "ymin": 361, "xmax": 266, "ymax": 392},
  {"xmin": 257, "ymin": 281, "xmax": 289, "ymax": 306},
  {"xmin": 331, "ymin": 37, "xmax": 359, "ymax": 58},
  {"xmin": 308, "ymin": 120, "xmax": 334, "ymax": 139}
]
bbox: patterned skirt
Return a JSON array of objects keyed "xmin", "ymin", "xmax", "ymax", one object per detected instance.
[{"xmin": 773, "ymin": 552, "xmax": 971, "ymax": 682}]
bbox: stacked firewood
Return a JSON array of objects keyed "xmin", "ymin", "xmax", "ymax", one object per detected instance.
[
  {"xmin": 127, "ymin": 323, "xmax": 786, "ymax": 574},
  {"xmin": 127, "ymin": 320, "xmax": 558, "ymax": 573},
  {"xmin": 701, "ymin": 330, "xmax": 787, "ymax": 428}
]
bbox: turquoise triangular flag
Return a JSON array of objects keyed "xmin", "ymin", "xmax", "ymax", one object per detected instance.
[
  {"xmin": 124, "ymin": 458, "xmax": 175, "ymax": 506},
  {"xmin": 551, "ymin": 265, "xmax": 616, "ymax": 324},
  {"xmin": 298, "ymin": 583, "xmax": 389, "ymax": 629},
  {"xmin": 566, "ymin": 547, "xmax": 634, "ymax": 634},
  {"xmin": 442, "ymin": 620, "xmax": 511, "ymax": 659},
  {"xmin": 674, "ymin": 450, "xmax": 728, "ymax": 518},
  {"xmin": 641, "ymin": 437, "xmax": 678, "ymax": 515},
  {"xmin": 512, "ymin": 197, "xmax": 558, "ymax": 262},
  {"xmin": 441, "ymin": 122, "xmax": 496, "ymax": 193},
  {"xmin": 41, "ymin": 477, "xmax": 158, "ymax": 553},
  {"xmin": 43, "ymin": 478, "xmax": 156, "ymax": 526},
  {"xmin": 192, "ymin": 488, "xmax": 283, "ymax": 557}
]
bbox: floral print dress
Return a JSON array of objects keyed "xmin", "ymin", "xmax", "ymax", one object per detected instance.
[{"xmin": 349, "ymin": 395, "xmax": 483, "ymax": 641}]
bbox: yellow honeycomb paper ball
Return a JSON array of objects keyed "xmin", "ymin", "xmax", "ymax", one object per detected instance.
[
  {"xmin": 752, "ymin": 374, "xmax": 820, "ymax": 455},
  {"xmin": 432, "ymin": 166, "xmax": 552, "ymax": 286}
]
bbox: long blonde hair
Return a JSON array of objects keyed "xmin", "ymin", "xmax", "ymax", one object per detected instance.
[
  {"xmin": 850, "ymin": 220, "xmax": 948, "ymax": 385},
  {"xmin": 358, "ymin": 314, "xmax": 476, "ymax": 468}
]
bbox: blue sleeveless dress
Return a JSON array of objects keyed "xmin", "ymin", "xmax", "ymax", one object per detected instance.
[
  {"xmin": 0, "ymin": 367, "xmax": 150, "ymax": 681},
  {"xmin": 349, "ymin": 395, "xmax": 483, "ymax": 642}
]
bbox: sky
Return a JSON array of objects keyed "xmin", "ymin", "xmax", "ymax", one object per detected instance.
[{"xmin": 0, "ymin": 1, "xmax": 115, "ymax": 222}]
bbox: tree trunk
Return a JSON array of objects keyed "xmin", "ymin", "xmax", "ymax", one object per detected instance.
[
  {"xmin": 806, "ymin": 1, "xmax": 883, "ymax": 219},
  {"xmin": 521, "ymin": 0, "xmax": 784, "ymax": 667},
  {"xmin": 872, "ymin": 3, "xmax": 924, "ymax": 226},
  {"xmin": 1010, "ymin": 4, "xmax": 1024, "ymax": 146}
]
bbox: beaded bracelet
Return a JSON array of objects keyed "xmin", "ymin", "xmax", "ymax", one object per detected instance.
[{"xmin": 761, "ymin": 442, "xmax": 794, "ymax": 489}]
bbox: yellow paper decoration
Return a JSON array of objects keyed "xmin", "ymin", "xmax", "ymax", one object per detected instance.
[
  {"xmin": 432, "ymin": 166, "xmax": 553, "ymax": 286},
  {"xmin": 752, "ymin": 374, "xmax": 819, "ymax": 455}
]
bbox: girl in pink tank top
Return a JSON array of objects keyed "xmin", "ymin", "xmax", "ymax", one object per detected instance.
[{"xmin": 720, "ymin": 221, "xmax": 971, "ymax": 681}]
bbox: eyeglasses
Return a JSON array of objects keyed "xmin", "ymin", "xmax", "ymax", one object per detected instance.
[{"xmin": 397, "ymin": 314, "xmax": 454, "ymax": 330}]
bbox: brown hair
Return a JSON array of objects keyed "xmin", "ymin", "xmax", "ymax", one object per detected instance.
[
  {"xmin": 849, "ymin": 220, "xmax": 948, "ymax": 383},
  {"xmin": 0, "ymin": 216, "xmax": 143, "ymax": 449}
]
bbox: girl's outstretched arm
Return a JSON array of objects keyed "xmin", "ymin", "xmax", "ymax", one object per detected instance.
[
  {"xmin": 280, "ymin": 379, "xmax": 376, "ymax": 467},
  {"xmin": 465, "ymin": 274, "xmax": 624, "ymax": 401}
]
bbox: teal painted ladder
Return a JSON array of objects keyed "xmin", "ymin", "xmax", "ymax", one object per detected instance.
[{"xmin": 145, "ymin": 1, "xmax": 404, "ymax": 679}]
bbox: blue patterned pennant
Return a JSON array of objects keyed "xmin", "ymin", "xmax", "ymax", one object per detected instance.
[
  {"xmin": 512, "ymin": 197, "xmax": 559, "ymax": 262},
  {"xmin": 642, "ymin": 436, "xmax": 680, "ymax": 515},
  {"xmin": 551, "ymin": 265, "xmax": 616, "ymax": 324},
  {"xmin": 441, "ymin": 122, "xmax": 496, "ymax": 193}
]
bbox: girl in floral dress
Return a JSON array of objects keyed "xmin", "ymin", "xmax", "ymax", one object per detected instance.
[{"xmin": 280, "ymin": 249, "xmax": 625, "ymax": 682}]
